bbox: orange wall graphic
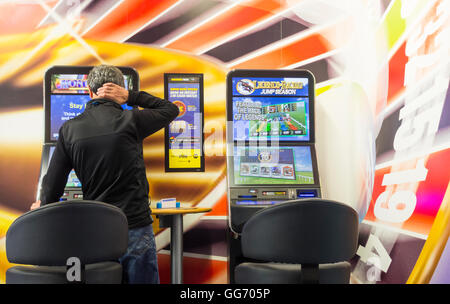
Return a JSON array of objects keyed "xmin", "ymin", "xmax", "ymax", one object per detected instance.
[{"xmin": 0, "ymin": 0, "xmax": 448, "ymax": 284}]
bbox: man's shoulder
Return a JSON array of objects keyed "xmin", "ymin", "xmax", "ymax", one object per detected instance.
[
  {"xmin": 62, "ymin": 112, "xmax": 86, "ymax": 128},
  {"xmin": 59, "ymin": 112, "xmax": 89, "ymax": 140},
  {"xmin": 61, "ymin": 108, "xmax": 137, "ymax": 140}
]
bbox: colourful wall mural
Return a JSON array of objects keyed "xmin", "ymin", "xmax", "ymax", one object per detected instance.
[{"xmin": 0, "ymin": 0, "xmax": 448, "ymax": 284}]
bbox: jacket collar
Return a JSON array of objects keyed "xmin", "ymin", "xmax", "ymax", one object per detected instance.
[{"xmin": 86, "ymin": 98, "xmax": 123, "ymax": 110}]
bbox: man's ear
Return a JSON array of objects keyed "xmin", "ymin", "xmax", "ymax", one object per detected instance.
[{"xmin": 88, "ymin": 87, "xmax": 94, "ymax": 99}]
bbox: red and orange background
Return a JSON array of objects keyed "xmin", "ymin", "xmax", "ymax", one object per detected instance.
[{"xmin": 0, "ymin": 0, "xmax": 448, "ymax": 284}]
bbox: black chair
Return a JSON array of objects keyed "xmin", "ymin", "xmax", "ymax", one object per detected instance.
[
  {"xmin": 6, "ymin": 200, "xmax": 128, "ymax": 284},
  {"xmin": 234, "ymin": 199, "xmax": 359, "ymax": 284}
]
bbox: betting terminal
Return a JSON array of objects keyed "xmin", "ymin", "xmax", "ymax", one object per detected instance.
[
  {"xmin": 226, "ymin": 69, "xmax": 321, "ymax": 282},
  {"xmin": 36, "ymin": 65, "xmax": 140, "ymax": 202}
]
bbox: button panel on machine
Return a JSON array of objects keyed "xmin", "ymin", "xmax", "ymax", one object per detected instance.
[
  {"xmin": 262, "ymin": 191, "xmax": 286, "ymax": 196},
  {"xmin": 60, "ymin": 191, "xmax": 83, "ymax": 201}
]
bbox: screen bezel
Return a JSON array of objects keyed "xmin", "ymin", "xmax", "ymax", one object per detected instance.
[
  {"xmin": 227, "ymin": 142, "xmax": 320, "ymax": 188},
  {"xmin": 44, "ymin": 65, "xmax": 140, "ymax": 144},
  {"xmin": 164, "ymin": 73, "xmax": 205, "ymax": 172},
  {"xmin": 226, "ymin": 69, "xmax": 315, "ymax": 144}
]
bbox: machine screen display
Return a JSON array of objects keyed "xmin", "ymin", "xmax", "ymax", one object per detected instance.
[
  {"xmin": 231, "ymin": 77, "xmax": 310, "ymax": 142},
  {"xmin": 233, "ymin": 145, "xmax": 315, "ymax": 185},
  {"xmin": 165, "ymin": 74, "xmax": 204, "ymax": 171},
  {"xmin": 49, "ymin": 146, "xmax": 81, "ymax": 188},
  {"xmin": 49, "ymin": 73, "xmax": 134, "ymax": 141}
]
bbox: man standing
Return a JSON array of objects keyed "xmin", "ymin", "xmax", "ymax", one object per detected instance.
[{"xmin": 31, "ymin": 65, "xmax": 179, "ymax": 284}]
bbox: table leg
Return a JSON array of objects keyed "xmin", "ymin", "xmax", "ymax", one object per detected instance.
[{"xmin": 171, "ymin": 214, "xmax": 183, "ymax": 284}]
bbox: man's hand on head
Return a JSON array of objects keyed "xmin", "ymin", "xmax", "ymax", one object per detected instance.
[
  {"xmin": 97, "ymin": 83, "xmax": 129, "ymax": 105},
  {"xmin": 30, "ymin": 200, "xmax": 41, "ymax": 210}
]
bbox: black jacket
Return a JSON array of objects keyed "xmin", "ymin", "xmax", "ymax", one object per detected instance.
[{"xmin": 40, "ymin": 90, "xmax": 179, "ymax": 228}]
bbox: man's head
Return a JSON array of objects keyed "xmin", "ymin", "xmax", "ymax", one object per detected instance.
[{"xmin": 87, "ymin": 65, "xmax": 125, "ymax": 98}]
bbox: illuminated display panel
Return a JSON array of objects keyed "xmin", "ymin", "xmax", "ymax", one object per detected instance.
[
  {"xmin": 1, "ymin": 0, "xmax": 447, "ymax": 285},
  {"xmin": 49, "ymin": 93, "xmax": 91, "ymax": 141},
  {"xmin": 44, "ymin": 66, "xmax": 139, "ymax": 143},
  {"xmin": 229, "ymin": 72, "xmax": 314, "ymax": 143},
  {"xmin": 164, "ymin": 73, "xmax": 205, "ymax": 172},
  {"xmin": 232, "ymin": 145, "xmax": 318, "ymax": 186}
]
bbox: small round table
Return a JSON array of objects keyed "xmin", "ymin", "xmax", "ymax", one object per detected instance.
[{"xmin": 152, "ymin": 207, "xmax": 212, "ymax": 284}]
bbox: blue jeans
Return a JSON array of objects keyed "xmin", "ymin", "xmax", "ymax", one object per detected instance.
[{"xmin": 118, "ymin": 224, "xmax": 160, "ymax": 284}]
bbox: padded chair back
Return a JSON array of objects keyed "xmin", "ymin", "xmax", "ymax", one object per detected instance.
[
  {"xmin": 6, "ymin": 200, "xmax": 128, "ymax": 266},
  {"xmin": 240, "ymin": 199, "xmax": 359, "ymax": 264}
]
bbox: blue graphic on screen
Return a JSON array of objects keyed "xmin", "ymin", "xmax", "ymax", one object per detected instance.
[
  {"xmin": 232, "ymin": 77, "xmax": 310, "ymax": 142},
  {"xmin": 50, "ymin": 95, "xmax": 90, "ymax": 140},
  {"xmin": 233, "ymin": 145, "xmax": 314, "ymax": 185},
  {"xmin": 167, "ymin": 82, "xmax": 202, "ymax": 150},
  {"xmin": 49, "ymin": 146, "xmax": 81, "ymax": 188},
  {"xmin": 49, "ymin": 73, "xmax": 135, "ymax": 141},
  {"xmin": 50, "ymin": 94, "xmax": 134, "ymax": 141},
  {"xmin": 232, "ymin": 77, "xmax": 309, "ymax": 96}
]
